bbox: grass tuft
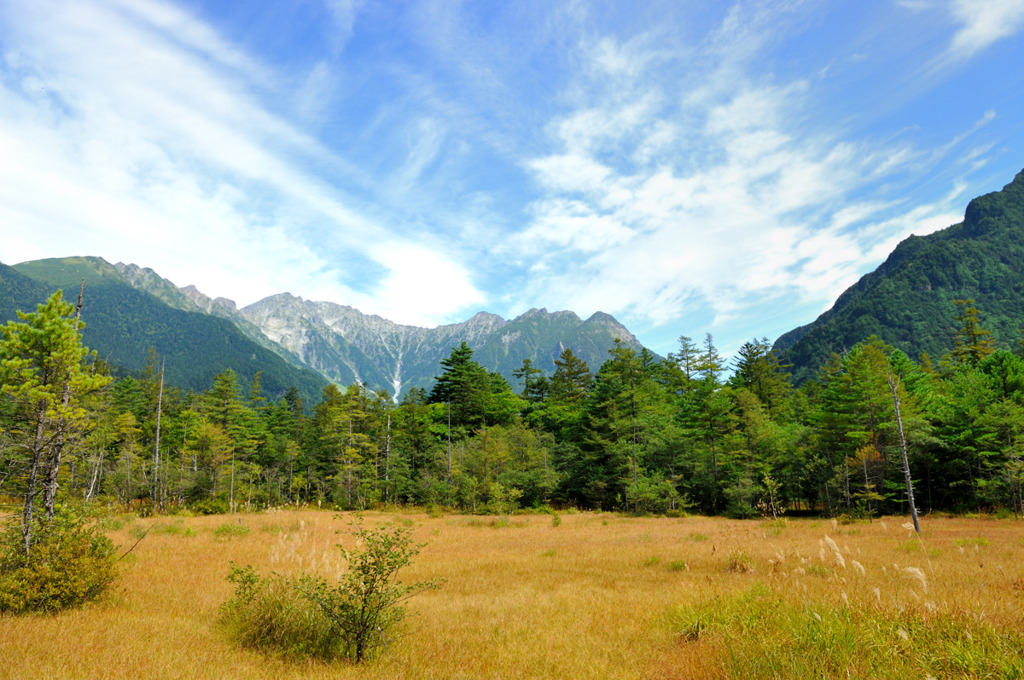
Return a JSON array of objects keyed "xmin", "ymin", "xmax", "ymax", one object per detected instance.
[
  {"xmin": 213, "ymin": 523, "xmax": 251, "ymax": 539},
  {"xmin": 664, "ymin": 586, "xmax": 1024, "ymax": 679},
  {"xmin": 725, "ymin": 550, "xmax": 755, "ymax": 573}
]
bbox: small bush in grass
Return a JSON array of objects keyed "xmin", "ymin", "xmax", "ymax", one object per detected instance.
[
  {"xmin": 668, "ymin": 560, "xmax": 688, "ymax": 571},
  {"xmin": 725, "ymin": 549, "xmax": 755, "ymax": 573},
  {"xmin": 805, "ymin": 564, "xmax": 832, "ymax": 578},
  {"xmin": 223, "ymin": 520, "xmax": 442, "ymax": 663},
  {"xmin": 152, "ymin": 522, "xmax": 185, "ymax": 536},
  {"xmin": 551, "ymin": 512, "xmax": 561, "ymax": 527},
  {"xmin": 221, "ymin": 564, "xmax": 338, "ymax": 659},
  {"xmin": 214, "ymin": 523, "xmax": 251, "ymax": 539},
  {"xmin": 0, "ymin": 505, "xmax": 117, "ymax": 613},
  {"xmin": 954, "ymin": 537, "xmax": 990, "ymax": 548},
  {"xmin": 192, "ymin": 498, "xmax": 230, "ymax": 515},
  {"xmin": 97, "ymin": 515, "xmax": 127, "ymax": 531}
]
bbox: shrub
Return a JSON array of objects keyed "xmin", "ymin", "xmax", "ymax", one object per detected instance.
[
  {"xmin": 294, "ymin": 522, "xmax": 444, "ymax": 662},
  {"xmin": 221, "ymin": 564, "xmax": 338, "ymax": 659},
  {"xmin": 214, "ymin": 523, "xmax": 251, "ymax": 539},
  {"xmin": 725, "ymin": 549, "xmax": 755, "ymax": 573},
  {"xmin": 222, "ymin": 520, "xmax": 443, "ymax": 663},
  {"xmin": 192, "ymin": 498, "xmax": 230, "ymax": 515},
  {"xmin": 0, "ymin": 505, "xmax": 118, "ymax": 613}
]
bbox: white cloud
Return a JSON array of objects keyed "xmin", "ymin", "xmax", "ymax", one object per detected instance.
[
  {"xmin": 363, "ymin": 243, "xmax": 485, "ymax": 326},
  {"xmin": 506, "ymin": 14, "xmax": 978, "ymax": 336},
  {"xmin": 324, "ymin": 0, "xmax": 363, "ymax": 54},
  {"xmin": 2, "ymin": 0, "xmax": 1019, "ymax": 357},
  {"xmin": 0, "ymin": 0, "xmax": 479, "ymax": 325},
  {"xmin": 948, "ymin": 0, "xmax": 1024, "ymax": 58}
]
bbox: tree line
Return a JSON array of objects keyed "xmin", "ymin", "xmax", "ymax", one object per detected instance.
[{"xmin": 2, "ymin": 292, "xmax": 1023, "ymax": 521}]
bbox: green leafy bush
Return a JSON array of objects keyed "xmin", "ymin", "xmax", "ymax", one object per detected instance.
[
  {"xmin": 222, "ymin": 520, "xmax": 442, "ymax": 663},
  {"xmin": 191, "ymin": 498, "xmax": 230, "ymax": 515},
  {"xmin": 0, "ymin": 505, "xmax": 118, "ymax": 613}
]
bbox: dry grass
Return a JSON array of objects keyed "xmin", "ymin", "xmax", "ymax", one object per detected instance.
[{"xmin": 1, "ymin": 511, "xmax": 1022, "ymax": 679}]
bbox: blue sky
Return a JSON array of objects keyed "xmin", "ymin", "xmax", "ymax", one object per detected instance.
[{"xmin": 1, "ymin": 0, "xmax": 1023, "ymax": 358}]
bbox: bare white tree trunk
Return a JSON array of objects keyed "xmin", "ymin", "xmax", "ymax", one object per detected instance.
[
  {"xmin": 888, "ymin": 372, "xmax": 920, "ymax": 533},
  {"xmin": 152, "ymin": 360, "xmax": 164, "ymax": 510}
]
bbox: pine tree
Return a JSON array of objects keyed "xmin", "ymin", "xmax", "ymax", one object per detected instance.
[
  {"xmin": 952, "ymin": 299, "xmax": 996, "ymax": 368},
  {"xmin": 0, "ymin": 291, "xmax": 109, "ymax": 553}
]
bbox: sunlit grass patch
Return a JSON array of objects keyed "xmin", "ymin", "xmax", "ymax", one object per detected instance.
[
  {"xmin": 725, "ymin": 550, "xmax": 754, "ymax": 573},
  {"xmin": 954, "ymin": 537, "xmax": 990, "ymax": 548},
  {"xmin": 3, "ymin": 512, "xmax": 1022, "ymax": 680},
  {"xmin": 214, "ymin": 522, "xmax": 252, "ymax": 539},
  {"xmin": 663, "ymin": 585, "xmax": 1024, "ymax": 680},
  {"xmin": 151, "ymin": 521, "xmax": 196, "ymax": 537}
]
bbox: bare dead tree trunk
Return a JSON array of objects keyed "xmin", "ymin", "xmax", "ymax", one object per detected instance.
[
  {"xmin": 152, "ymin": 360, "xmax": 164, "ymax": 511},
  {"xmin": 888, "ymin": 372, "xmax": 920, "ymax": 533},
  {"xmin": 446, "ymin": 401, "xmax": 452, "ymax": 505},
  {"xmin": 383, "ymin": 411, "xmax": 392, "ymax": 503},
  {"xmin": 86, "ymin": 445, "xmax": 104, "ymax": 502}
]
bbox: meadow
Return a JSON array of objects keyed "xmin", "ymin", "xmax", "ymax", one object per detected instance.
[{"xmin": 1, "ymin": 510, "xmax": 1022, "ymax": 679}]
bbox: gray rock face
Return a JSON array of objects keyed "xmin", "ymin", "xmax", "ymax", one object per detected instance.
[{"xmin": 113, "ymin": 262, "xmax": 650, "ymax": 399}]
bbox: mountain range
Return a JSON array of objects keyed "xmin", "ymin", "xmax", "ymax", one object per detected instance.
[
  {"xmin": 4, "ymin": 167, "xmax": 1023, "ymax": 396},
  {"xmin": 1, "ymin": 256, "xmax": 646, "ymax": 402}
]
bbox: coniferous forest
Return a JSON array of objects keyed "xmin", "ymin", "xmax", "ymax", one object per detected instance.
[{"xmin": 3, "ymin": 290, "xmax": 1022, "ymax": 520}]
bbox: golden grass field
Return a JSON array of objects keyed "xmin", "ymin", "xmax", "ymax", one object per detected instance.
[{"xmin": 1, "ymin": 510, "xmax": 1022, "ymax": 679}]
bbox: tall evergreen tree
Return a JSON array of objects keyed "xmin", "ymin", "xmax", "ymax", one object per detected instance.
[{"xmin": 0, "ymin": 291, "xmax": 109, "ymax": 552}]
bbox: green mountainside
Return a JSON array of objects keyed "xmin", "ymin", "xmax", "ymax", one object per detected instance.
[
  {"xmin": 0, "ymin": 262, "xmax": 54, "ymax": 322},
  {"xmin": 6, "ymin": 257, "xmax": 329, "ymax": 404},
  {"xmin": 775, "ymin": 168, "xmax": 1024, "ymax": 383},
  {"xmin": 4, "ymin": 256, "xmax": 651, "ymax": 402}
]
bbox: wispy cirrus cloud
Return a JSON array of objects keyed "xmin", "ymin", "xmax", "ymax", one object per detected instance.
[
  {"xmin": 0, "ymin": 0, "xmax": 484, "ymax": 324},
  {"xmin": 947, "ymin": 0, "xmax": 1024, "ymax": 58},
  {"xmin": 503, "ymin": 1, "xmax": 1001, "ymax": 350},
  {"xmin": 1, "ymin": 0, "xmax": 1022, "ymax": 355}
]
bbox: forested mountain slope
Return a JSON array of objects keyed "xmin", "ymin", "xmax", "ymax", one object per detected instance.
[
  {"xmin": 6, "ymin": 257, "xmax": 329, "ymax": 404},
  {"xmin": 6, "ymin": 256, "xmax": 650, "ymax": 400},
  {"xmin": 775, "ymin": 168, "xmax": 1024, "ymax": 383}
]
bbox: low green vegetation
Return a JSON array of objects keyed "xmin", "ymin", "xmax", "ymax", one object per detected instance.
[
  {"xmin": 221, "ymin": 520, "xmax": 442, "ymax": 662},
  {"xmin": 665, "ymin": 585, "xmax": 1024, "ymax": 679},
  {"xmin": 0, "ymin": 505, "xmax": 117, "ymax": 613},
  {"xmin": 213, "ymin": 523, "xmax": 251, "ymax": 539}
]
